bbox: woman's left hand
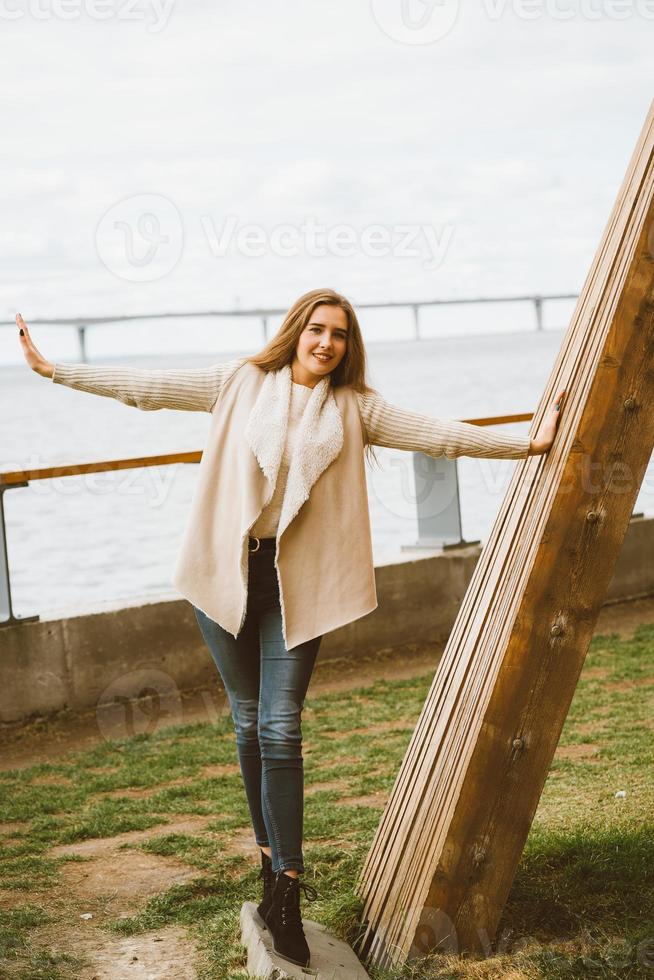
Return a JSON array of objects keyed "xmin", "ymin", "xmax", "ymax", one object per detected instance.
[{"xmin": 529, "ymin": 389, "xmax": 567, "ymax": 455}]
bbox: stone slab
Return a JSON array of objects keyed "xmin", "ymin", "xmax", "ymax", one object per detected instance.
[{"xmin": 240, "ymin": 901, "xmax": 371, "ymax": 979}]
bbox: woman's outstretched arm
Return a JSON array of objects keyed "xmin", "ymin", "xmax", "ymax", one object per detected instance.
[
  {"xmin": 355, "ymin": 389, "xmax": 565, "ymax": 459},
  {"xmin": 16, "ymin": 314, "xmax": 246, "ymax": 412}
]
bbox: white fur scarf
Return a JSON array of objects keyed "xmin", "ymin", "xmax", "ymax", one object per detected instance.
[{"xmin": 244, "ymin": 362, "xmax": 344, "ymax": 539}]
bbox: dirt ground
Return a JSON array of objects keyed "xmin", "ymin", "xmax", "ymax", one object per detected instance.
[{"xmin": 2, "ymin": 596, "xmax": 653, "ymax": 979}]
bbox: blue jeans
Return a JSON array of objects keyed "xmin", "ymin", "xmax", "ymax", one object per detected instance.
[{"xmin": 193, "ymin": 542, "xmax": 322, "ymax": 874}]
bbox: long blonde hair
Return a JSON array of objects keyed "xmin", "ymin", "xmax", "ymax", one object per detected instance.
[
  {"xmin": 245, "ymin": 287, "xmax": 380, "ymax": 464},
  {"xmin": 246, "ymin": 288, "xmax": 377, "ymax": 392}
]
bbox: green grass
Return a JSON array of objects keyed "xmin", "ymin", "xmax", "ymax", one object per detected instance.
[
  {"xmin": 0, "ymin": 903, "xmax": 88, "ymax": 979},
  {"xmin": 0, "ymin": 625, "xmax": 652, "ymax": 979}
]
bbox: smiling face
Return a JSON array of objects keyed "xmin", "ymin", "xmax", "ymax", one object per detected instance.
[{"xmin": 291, "ymin": 304, "xmax": 349, "ymax": 387}]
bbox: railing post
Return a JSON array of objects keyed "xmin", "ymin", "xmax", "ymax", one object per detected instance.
[
  {"xmin": 261, "ymin": 316, "xmax": 268, "ymax": 343},
  {"xmin": 0, "ymin": 485, "xmax": 39, "ymax": 627},
  {"xmin": 401, "ymin": 453, "xmax": 479, "ymax": 552},
  {"xmin": 412, "ymin": 304, "xmax": 420, "ymax": 340},
  {"xmin": 77, "ymin": 324, "xmax": 87, "ymax": 362},
  {"xmin": 533, "ymin": 295, "xmax": 544, "ymax": 331}
]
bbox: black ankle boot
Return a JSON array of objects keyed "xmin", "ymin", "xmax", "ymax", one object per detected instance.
[
  {"xmin": 263, "ymin": 869, "xmax": 318, "ymax": 968},
  {"xmin": 253, "ymin": 849, "xmax": 275, "ymax": 928}
]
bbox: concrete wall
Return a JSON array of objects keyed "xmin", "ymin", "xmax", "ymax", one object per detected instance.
[{"xmin": 1, "ymin": 515, "xmax": 652, "ymax": 725}]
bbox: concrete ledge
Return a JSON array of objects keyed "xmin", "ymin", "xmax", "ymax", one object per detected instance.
[
  {"xmin": 1, "ymin": 515, "xmax": 652, "ymax": 724},
  {"xmin": 239, "ymin": 900, "xmax": 370, "ymax": 979}
]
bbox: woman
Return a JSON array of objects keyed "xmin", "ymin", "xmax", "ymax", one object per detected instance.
[{"xmin": 16, "ymin": 289, "xmax": 564, "ymax": 969}]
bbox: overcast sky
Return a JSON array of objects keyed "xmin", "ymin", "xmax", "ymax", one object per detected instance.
[{"xmin": 1, "ymin": 0, "xmax": 653, "ymax": 342}]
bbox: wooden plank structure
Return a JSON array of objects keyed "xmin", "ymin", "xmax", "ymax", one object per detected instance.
[{"xmin": 354, "ymin": 100, "xmax": 654, "ymax": 969}]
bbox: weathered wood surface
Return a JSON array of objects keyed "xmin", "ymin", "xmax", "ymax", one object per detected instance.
[{"xmin": 355, "ymin": 100, "xmax": 654, "ymax": 969}]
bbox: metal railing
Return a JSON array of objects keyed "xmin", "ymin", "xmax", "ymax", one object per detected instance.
[
  {"xmin": 0, "ymin": 411, "xmax": 533, "ymax": 627},
  {"xmin": 0, "ymin": 292, "xmax": 578, "ymax": 361}
]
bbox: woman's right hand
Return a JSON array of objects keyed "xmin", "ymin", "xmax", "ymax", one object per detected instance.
[{"xmin": 16, "ymin": 314, "xmax": 55, "ymax": 378}]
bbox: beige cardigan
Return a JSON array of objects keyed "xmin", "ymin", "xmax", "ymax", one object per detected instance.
[{"xmin": 52, "ymin": 357, "xmax": 532, "ymax": 648}]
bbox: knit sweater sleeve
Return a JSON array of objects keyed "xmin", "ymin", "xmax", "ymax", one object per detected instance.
[
  {"xmin": 51, "ymin": 357, "xmax": 247, "ymax": 412},
  {"xmin": 355, "ymin": 390, "xmax": 532, "ymax": 460}
]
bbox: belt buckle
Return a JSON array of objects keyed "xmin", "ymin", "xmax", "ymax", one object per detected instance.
[{"xmin": 248, "ymin": 536, "xmax": 260, "ymax": 553}]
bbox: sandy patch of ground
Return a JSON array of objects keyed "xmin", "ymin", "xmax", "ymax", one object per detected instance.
[
  {"xmin": 0, "ymin": 820, "xmax": 28, "ymax": 836},
  {"xmin": 27, "ymin": 773, "xmax": 76, "ymax": 787},
  {"xmin": 58, "ymin": 849, "xmax": 202, "ymax": 918},
  {"xmin": 605, "ymin": 678, "xmax": 653, "ymax": 693},
  {"xmin": 223, "ymin": 825, "xmax": 266, "ymax": 862},
  {"xmin": 573, "ymin": 720, "xmax": 608, "ymax": 736},
  {"xmin": 10, "ymin": 807, "xmax": 275, "ymax": 977},
  {"xmin": 580, "ymin": 667, "xmax": 609, "ymax": 680},
  {"xmin": 87, "ymin": 762, "xmax": 241, "ymax": 801},
  {"xmin": 349, "ymin": 722, "xmax": 414, "ymax": 737},
  {"xmin": 305, "ymin": 778, "xmax": 351, "ymax": 795},
  {"xmin": 16, "ymin": 920, "xmax": 202, "ymax": 980},
  {"xmin": 554, "ymin": 743, "xmax": 602, "ymax": 761},
  {"xmin": 6, "ymin": 814, "xmax": 230, "ymax": 979},
  {"xmin": 73, "ymin": 927, "xmax": 200, "ymax": 980},
  {"xmin": 309, "ymin": 754, "xmax": 365, "ymax": 772},
  {"xmin": 0, "ymin": 887, "xmax": 29, "ymax": 913},
  {"xmin": 49, "ymin": 814, "xmax": 222, "ymax": 861},
  {"xmin": 340, "ymin": 792, "xmax": 388, "ymax": 808}
]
